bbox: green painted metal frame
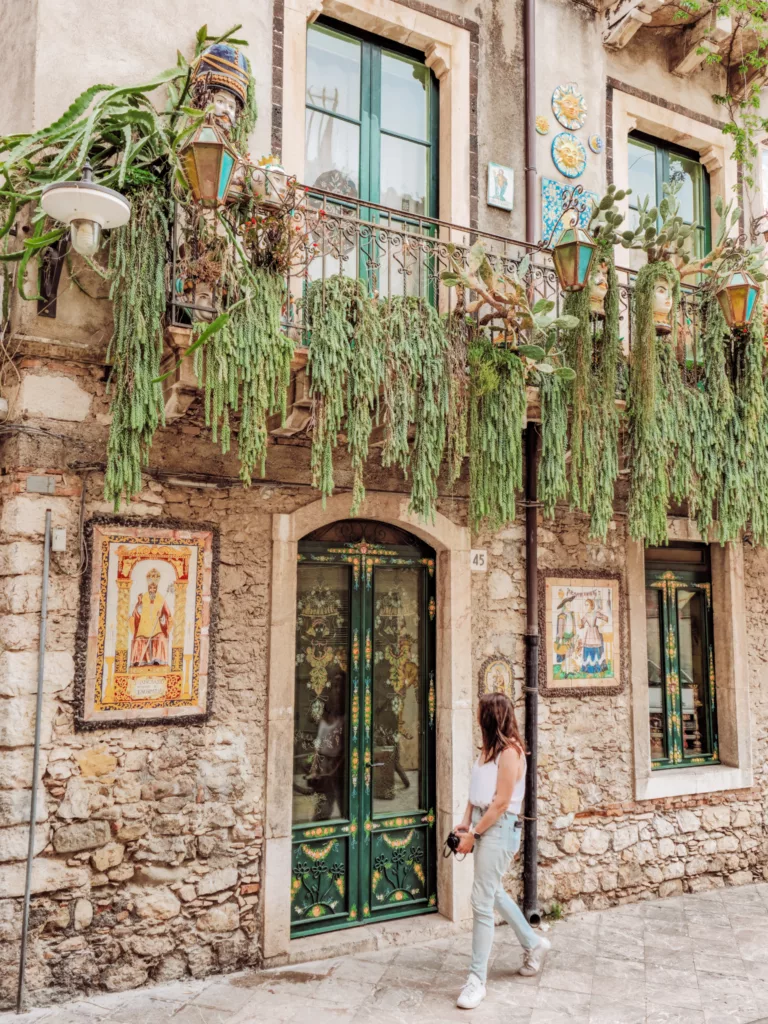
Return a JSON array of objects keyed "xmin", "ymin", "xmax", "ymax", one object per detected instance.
[
  {"xmin": 646, "ymin": 568, "xmax": 719, "ymax": 770},
  {"xmin": 306, "ymin": 18, "xmax": 439, "ymax": 299},
  {"xmin": 291, "ymin": 538, "xmax": 437, "ymax": 937},
  {"xmin": 629, "ymin": 132, "xmax": 712, "ymax": 259}
]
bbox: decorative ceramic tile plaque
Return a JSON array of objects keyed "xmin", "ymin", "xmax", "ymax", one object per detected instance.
[
  {"xmin": 541, "ymin": 177, "xmax": 598, "ymax": 243},
  {"xmin": 487, "ymin": 162, "xmax": 514, "ymax": 211},
  {"xmin": 76, "ymin": 518, "xmax": 217, "ymax": 728},
  {"xmin": 539, "ymin": 570, "xmax": 625, "ymax": 697}
]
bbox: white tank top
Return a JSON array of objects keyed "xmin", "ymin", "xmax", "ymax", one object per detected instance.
[{"xmin": 469, "ymin": 749, "xmax": 526, "ymax": 814}]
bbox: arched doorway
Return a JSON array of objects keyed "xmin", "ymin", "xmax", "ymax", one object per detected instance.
[{"xmin": 290, "ymin": 520, "xmax": 437, "ymax": 936}]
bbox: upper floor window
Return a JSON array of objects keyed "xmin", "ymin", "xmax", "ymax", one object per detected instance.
[
  {"xmin": 628, "ymin": 133, "xmax": 711, "ymax": 259},
  {"xmin": 305, "ymin": 18, "xmax": 439, "ymax": 217},
  {"xmin": 645, "ymin": 545, "xmax": 719, "ymax": 770}
]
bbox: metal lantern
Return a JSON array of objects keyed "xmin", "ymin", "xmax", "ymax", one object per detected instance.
[
  {"xmin": 552, "ymin": 224, "xmax": 597, "ymax": 292},
  {"xmin": 40, "ymin": 161, "xmax": 130, "ymax": 256},
  {"xmin": 716, "ymin": 269, "xmax": 760, "ymax": 329},
  {"xmin": 180, "ymin": 119, "xmax": 237, "ymax": 206}
]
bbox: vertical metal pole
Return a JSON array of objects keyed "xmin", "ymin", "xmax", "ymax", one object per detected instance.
[
  {"xmin": 16, "ymin": 510, "xmax": 52, "ymax": 1014},
  {"xmin": 523, "ymin": 426, "xmax": 541, "ymax": 925},
  {"xmin": 524, "ymin": 0, "xmax": 537, "ymax": 246},
  {"xmin": 523, "ymin": 0, "xmax": 541, "ymax": 927}
]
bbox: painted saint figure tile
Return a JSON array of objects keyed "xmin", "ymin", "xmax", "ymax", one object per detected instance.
[
  {"xmin": 541, "ymin": 575, "xmax": 623, "ymax": 695},
  {"xmin": 487, "ymin": 162, "xmax": 514, "ymax": 211},
  {"xmin": 77, "ymin": 520, "xmax": 216, "ymax": 727}
]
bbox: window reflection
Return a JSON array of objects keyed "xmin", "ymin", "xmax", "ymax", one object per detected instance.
[
  {"xmin": 293, "ymin": 565, "xmax": 350, "ymax": 825},
  {"xmin": 381, "ymin": 52, "xmax": 429, "ymax": 140},
  {"xmin": 677, "ymin": 590, "xmax": 709, "ymax": 757},
  {"xmin": 306, "ymin": 25, "xmax": 361, "ymax": 119},
  {"xmin": 372, "ymin": 568, "xmax": 423, "ymax": 814},
  {"xmin": 646, "ymin": 587, "xmax": 666, "ymax": 760}
]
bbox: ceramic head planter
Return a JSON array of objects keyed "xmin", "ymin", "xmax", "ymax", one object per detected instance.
[
  {"xmin": 590, "ymin": 261, "xmax": 609, "ymax": 317},
  {"xmin": 652, "ymin": 277, "xmax": 673, "ymax": 334},
  {"xmin": 191, "ymin": 43, "xmax": 250, "ymax": 135}
]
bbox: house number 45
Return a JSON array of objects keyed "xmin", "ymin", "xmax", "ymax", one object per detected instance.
[{"xmin": 471, "ymin": 550, "xmax": 488, "ymax": 572}]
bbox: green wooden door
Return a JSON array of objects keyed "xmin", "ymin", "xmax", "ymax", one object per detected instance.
[{"xmin": 290, "ymin": 531, "xmax": 437, "ymax": 936}]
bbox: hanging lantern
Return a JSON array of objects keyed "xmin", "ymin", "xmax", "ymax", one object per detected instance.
[
  {"xmin": 716, "ymin": 269, "xmax": 760, "ymax": 329},
  {"xmin": 552, "ymin": 224, "xmax": 596, "ymax": 292},
  {"xmin": 179, "ymin": 119, "xmax": 237, "ymax": 206}
]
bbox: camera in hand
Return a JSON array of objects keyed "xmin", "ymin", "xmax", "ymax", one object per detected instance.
[{"xmin": 444, "ymin": 830, "xmax": 468, "ymax": 857}]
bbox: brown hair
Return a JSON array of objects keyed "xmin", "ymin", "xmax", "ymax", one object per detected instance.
[{"xmin": 478, "ymin": 692, "xmax": 525, "ymax": 763}]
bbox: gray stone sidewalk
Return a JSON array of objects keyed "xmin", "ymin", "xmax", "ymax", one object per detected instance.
[{"xmin": 4, "ymin": 883, "xmax": 768, "ymax": 1024}]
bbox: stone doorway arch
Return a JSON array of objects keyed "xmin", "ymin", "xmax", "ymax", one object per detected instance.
[{"xmin": 262, "ymin": 492, "xmax": 472, "ymax": 963}]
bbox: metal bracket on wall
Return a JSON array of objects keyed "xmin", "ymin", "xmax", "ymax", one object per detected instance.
[{"xmin": 37, "ymin": 237, "xmax": 68, "ymax": 319}]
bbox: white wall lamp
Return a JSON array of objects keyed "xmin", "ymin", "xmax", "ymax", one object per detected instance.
[{"xmin": 40, "ymin": 161, "xmax": 131, "ymax": 256}]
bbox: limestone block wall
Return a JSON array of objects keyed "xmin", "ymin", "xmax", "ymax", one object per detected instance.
[
  {"xmin": 0, "ymin": 476, "xmax": 272, "ymax": 1004},
  {"xmin": 2, "ymin": 355, "xmax": 768, "ymax": 1008},
  {"xmin": 471, "ymin": 512, "xmax": 768, "ymax": 913}
]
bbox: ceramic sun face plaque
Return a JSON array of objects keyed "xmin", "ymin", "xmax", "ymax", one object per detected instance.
[
  {"xmin": 535, "ymin": 115, "xmax": 550, "ymax": 135},
  {"xmin": 552, "ymin": 83, "xmax": 587, "ymax": 131},
  {"xmin": 552, "ymin": 132, "xmax": 587, "ymax": 179},
  {"xmin": 589, "ymin": 134, "xmax": 604, "ymax": 154}
]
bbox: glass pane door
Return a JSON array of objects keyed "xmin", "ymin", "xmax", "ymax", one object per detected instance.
[
  {"xmin": 292, "ymin": 538, "xmax": 436, "ymax": 936},
  {"xmin": 371, "ymin": 568, "xmax": 424, "ymax": 812}
]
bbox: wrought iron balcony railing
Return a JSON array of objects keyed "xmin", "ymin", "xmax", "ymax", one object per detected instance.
[{"xmin": 168, "ymin": 185, "xmax": 706, "ymax": 381}]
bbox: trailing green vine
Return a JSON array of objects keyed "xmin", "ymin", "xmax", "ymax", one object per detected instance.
[
  {"xmin": 468, "ymin": 339, "xmax": 526, "ymax": 530},
  {"xmin": 194, "ymin": 269, "xmax": 292, "ymax": 485},
  {"xmin": 538, "ymin": 372, "xmax": 569, "ymax": 520},
  {"xmin": 381, "ymin": 297, "xmax": 450, "ymax": 521},
  {"xmin": 304, "ymin": 276, "xmax": 385, "ymax": 513},
  {"xmin": 104, "ymin": 188, "xmax": 168, "ymax": 506},
  {"xmin": 626, "ymin": 261, "xmax": 682, "ymax": 545}
]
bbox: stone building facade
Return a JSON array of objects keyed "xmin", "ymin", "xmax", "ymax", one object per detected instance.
[{"xmin": 1, "ymin": 0, "xmax": 767, "ymax": 1009}]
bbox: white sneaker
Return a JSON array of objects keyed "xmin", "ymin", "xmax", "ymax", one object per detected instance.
[
  {"xmin": 518, "ymin": 936, "xmax": 551, "ymax": 976},
  {"xmin": 457, "ymin": 973, "xmax": 487, "ymax": 1009}
]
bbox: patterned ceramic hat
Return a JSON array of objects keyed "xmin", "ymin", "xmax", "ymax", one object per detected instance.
[{"xmin": 192, "ymin": 43, "xmax": 249, "ymax": 107}]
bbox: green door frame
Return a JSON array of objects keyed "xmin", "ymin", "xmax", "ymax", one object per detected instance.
[
  {"xmin": 291, "ymin": 539, "xmax": 438, "ymax": 937},
  {"xmin": 646, "ymin": 568, "xmax": 719, "ymax": 769}
]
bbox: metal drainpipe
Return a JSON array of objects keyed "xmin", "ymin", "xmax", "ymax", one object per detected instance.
[
  {"xmin": 523, "ymin": 426, "xmax": 541, "ymax": 925},
  {"xmin": 522, "ymin": 0, "xmax": 541, "ymax": 927},
  {"xmin": 16, "ymin": 509, "xmax": 52, "ymax": 1014}
]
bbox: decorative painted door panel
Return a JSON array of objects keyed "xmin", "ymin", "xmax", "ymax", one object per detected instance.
[{"xmin": 291, "ymin": 526, "xmax": 437, "ymax": 936}]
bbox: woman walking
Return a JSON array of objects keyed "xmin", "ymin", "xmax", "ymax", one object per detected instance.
[{"xmin": 455, "ymin": 692, "xmax": 550, "ymax": 1009}]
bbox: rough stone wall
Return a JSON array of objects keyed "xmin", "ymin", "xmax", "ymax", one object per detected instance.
[
  {"xmin": 3, "ymin": 355, "xmax": 768, "ymax": 1007},
  {"xmin": 0, "ymin": 358, "xmax": 468, "ymax": 1008},
  {"xmin": 0, "ymin": 473, "xmax": 272, "ymax": 1005},
  {"xmin": 472, "ymin": 512, "xmax": 768, "ymax": 913}
]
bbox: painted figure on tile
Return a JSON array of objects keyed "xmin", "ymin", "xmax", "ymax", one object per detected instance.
[
  {"xmin": 554, "ymin": 591, "xmax": 576, "ymax": 666},
  {"xmin": 579, "ymin": 598, "xmax": 608, "ymax": 675},
  {"xmin": 545, "ymin": 576, "xmax": 619, "ymax": 690},
  {"xmin": 493, "ymin": 166, "xmax": 510, "ymax": 203},
  {"xmin": 129, "ymin": 568, "xmax": 172, "ymax": 668}
]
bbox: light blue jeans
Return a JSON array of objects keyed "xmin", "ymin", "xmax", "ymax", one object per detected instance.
[{"xmin": 469, "ymin": 808, "xmax": 539, "ymax": 984}]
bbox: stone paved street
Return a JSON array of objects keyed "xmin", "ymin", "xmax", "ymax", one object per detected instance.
[{"xmin": 4, "ymin": 884, "xmax": 768, "ymax": 1024}]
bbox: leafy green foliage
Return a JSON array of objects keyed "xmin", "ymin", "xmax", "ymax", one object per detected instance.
[
  {"xmin": 303, "ymin": 276, "xmax": 385, "ymax": 513},
  {"xmin": 104, "ymin": 188, "xmax": 168, "ymax": 506},
  {"xmin": 194, "ymin": 270, "xmax": 292, "ymax": 486},
  {"xmin": 468, "ymin": 339, "xmax": 526, "ymax": 531},
  {"xmin": 626, "ymin": 262, "xmax": 682, "ymax": 545}
]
